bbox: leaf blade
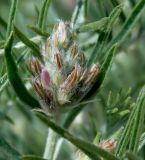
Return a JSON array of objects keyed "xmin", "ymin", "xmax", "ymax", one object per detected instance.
[
  {"xmin": 6, "ymin": 0, "xmax": 18, "ymax": 38},
  {"xmin": 4, "ymin": 32, "xmax": 39, "ymax": 108},
  {"xmin": 35, "ymin": 111, "xmax": 120, "ymax": 160},
  {"xmin": 21, "ymin": 155, "xmax": 47, "ymax": 160},
  {"xmin": 0, "ymin": 137, "xmax": 20, "ymax": 160},
  {"xmin": 38, "ymin": 0, "xmax": 52, "ymax": 31},
  {"xmin": 77, "ymin": 17, "xmax": 108, "ymax": 33},
  {"xmin": 13, "ymin": 25, "xmax": 43, "ymax": 61},
  {"xmin": 106, "ymin": 0, "xmax": 145, "ymax": 51}
]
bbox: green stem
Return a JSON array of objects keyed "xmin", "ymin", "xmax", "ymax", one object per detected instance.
[{"xmin": 43, "ymin": 129, "xmax": 59, "ymax": 160}]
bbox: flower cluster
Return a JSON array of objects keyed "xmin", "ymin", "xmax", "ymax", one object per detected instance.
[
  {"xmin": 29, "ymin": 21, "xmax": 99, "ymax": 114},
  {"xmin": 98, "ymin": 139, "xmax": 117, "ymax": 152}
]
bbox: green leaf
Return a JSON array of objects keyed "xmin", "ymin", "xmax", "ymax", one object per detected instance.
[
  {"xmin": 115, "ymin": 86, "xmax": 145, "ymax": 156},
  {"xmin": 0, "ymin": 49, "xmax": 29, "ymax": 93},
  {"xmin": 4, "ymin": 32, "xmax": 39, "ymax": 108},
  {"xmin": 0, "ymin": 74, "xmax": 8, "ymax": 93},
  {"xmin": 28, "ymin": 26, "xmax": 49, "ymax": 37},
  {"xmin": 35, "ymin": 111, "xmax": 120, "ymax": 160},
  {"xmin": 110, "ymin": 0, "xmax": 126, "ymax": 22},
  {"xmin": 115, "ymin": 105, "xmax": 136, "ymax": 156},
  {"xmin": 108, "ymin": 4, "xmax": 123, "ymax": 27},
  {"xmin": 106, "ymin": 0, "xmax": 145, "ymax": 52},
  {"xmin": 0, "ymin": 111, "xmax": 14, "ymax": 124},
  {"xmin": 87, "ymin": 4, "xmax": 122, "ymax": 67},
  {"xmin": 84, "ymin": 0, "xmax": 89, "ymax": 18},
  {"xmin": 6, "ymin": 0, "xmax": 18, "ymax": 38},
  {"xmin": 138, "ymin": 132, "xmax": 145, "ymax": 152},
  {"xmin": 0, "ymin": 138, "xmax": 20, "ymax": 160},
  {"xmin": 71, "ymin": 0, "xmax": 87, "ymax": 26},
  {"xmin": 38, "ymin": 0, "xmax": 52, "ymax": 31},
  {"xmin": 0, "ymin": 61, "xmax": 6, "ymax": 77},
  {"xmin": 21, "ymin": 155, "xmax": 47, "ymax": 160},
  {"xmin": 125, "ymin": 152, "xmax": 139, "ymax": 160},
  {"xmin": 62, "ymin": 105, "xmax": 83, "ymax": 128},
  {"xmin": 16, "ymin": 48, "xmax": 29, "ymax": 64},
  {"xmin": 0, "ymin": 16, "xmax": 7, "ymax": 29},
  {"xmin": 0, "ymin": 40, "xmax": 5, "ymax": 49},
  {"xmin": 13, "ymin": 25, "xmax": 43, "ymax": 61},
  {"xmin": 77, "ymin": 17, "xmax": 108, "ymax": 33},
  {"xmin": 93, "ymin": 132, "xmax": 101, "ymax": 144},
  {"xmin": 128, "ymin": 86, "xmax": 145, "ymax": 153},
  {"xmin": 0, "ymin": 36, "xmax": 42, "ymax": 57}
]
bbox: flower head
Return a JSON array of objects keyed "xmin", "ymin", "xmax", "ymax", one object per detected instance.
[{"xmin": 29, "ymin": 20, "xmax": 100, "ymax": 114}]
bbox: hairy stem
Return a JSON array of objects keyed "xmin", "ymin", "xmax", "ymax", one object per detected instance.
[{"xmin": 43, "ymin": 129, "xmax": 59, "ymax": 160}]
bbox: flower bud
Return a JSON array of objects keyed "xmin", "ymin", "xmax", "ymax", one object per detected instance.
[
  {"xmin": 52, "ymin": 21, "xmax": 72, "ymax": 48},
  {"xmin": 41, "ymin": 38, "xmax": 51, "ymax": 56},
  {"xmin": 84, "ymin": 64, "xmax": 100, "ymax": 85},
  {"xmin": 32, "ymin": 79, "xmax": 45, "ymax": 98},
  {"xmin": 28, "ymin": 58, "xmax": 42, "ymax": 76},
  {"xmin": 54, "ymin": 53, "xmax": 63, "ymax": 70},
  {"xmin": 98, "ymin": 139, "xmax": 117, "ymax": 152},
  {"xmin": 40, "ymin": 68, "xmax": 51, "ymax": 90},
  {"xmin": 57, "ymin": 66, "xmax": 81, "ymax": 104},
  {"xmin": 70, "ymin": 42, "xmax": 78, "ymax": 59},
  {"xmin": 79, "ymin": 52, "xmax": 86, "ymax": 67}
]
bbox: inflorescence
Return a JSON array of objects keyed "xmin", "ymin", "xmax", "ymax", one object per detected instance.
[{"xmin": 29, "ymin": 21, "xmax": 100, "ymax": 114}]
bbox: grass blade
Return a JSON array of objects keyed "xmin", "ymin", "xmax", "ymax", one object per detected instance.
[{"xmin": 4, "ymin": 32, "xmax": 39, "ymax": 108}]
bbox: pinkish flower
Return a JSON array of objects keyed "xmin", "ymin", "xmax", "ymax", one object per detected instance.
[
  {"xmin": 98, "ymin": 139, "xmax": 117, "ymax": 152},
  {"xmin": 41, "ymin": 68, "xmax": 51, "ymax": 90},
  {"xmin": 29, "ymin": 21, "xmax": 100, "ymax": 114}
]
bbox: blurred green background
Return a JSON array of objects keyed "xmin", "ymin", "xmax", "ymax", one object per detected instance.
[{"xmin": 0, "ymin": 0, "xmax": 145, "ymax": 159}]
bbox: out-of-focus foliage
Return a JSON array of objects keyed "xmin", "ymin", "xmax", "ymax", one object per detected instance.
[{"xmin": 0, "ymin": 0, "xmax": 145, "ymax": 160}]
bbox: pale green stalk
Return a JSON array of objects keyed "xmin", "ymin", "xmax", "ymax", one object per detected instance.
[{"xmin": 43, "ymin": 129, "xmax": 59, "ymax": 160}]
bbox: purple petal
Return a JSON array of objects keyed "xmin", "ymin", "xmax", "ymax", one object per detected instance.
[{"xmin": 41, "ymin": 68, "xmax": 51, "ymax": 89}]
